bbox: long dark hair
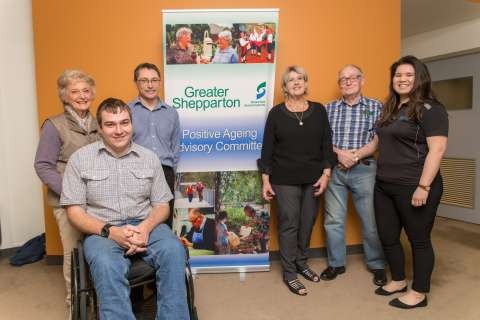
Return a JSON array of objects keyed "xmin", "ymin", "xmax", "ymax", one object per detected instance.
[{"xmin": 378, "ymin": 55, "xmax": 436, "ymax": 126}]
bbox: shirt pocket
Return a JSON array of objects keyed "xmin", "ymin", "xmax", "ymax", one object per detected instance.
[
  {"xmin": 81, "ymin": 169, "xmax": 110, "ymax": 202},
  {"xmin": 125, "ymin": 168, "xmax": 155, "ymax": 199}
]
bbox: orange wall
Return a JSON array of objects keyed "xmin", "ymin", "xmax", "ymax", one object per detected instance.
[{"xmin": 32, "ymin": 0, "xmax": 400, "ymax": 255}]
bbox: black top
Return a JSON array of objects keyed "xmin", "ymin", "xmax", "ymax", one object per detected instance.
[
  {"xmin": 258, "ymin": 101, "xmax": 335, "ymax": 185},
  {"xmin": 376, "ymin": 101, "xmax": 449, "ymax": 185}
]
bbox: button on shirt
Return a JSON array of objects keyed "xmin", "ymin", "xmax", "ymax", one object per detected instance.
[
  {"xmin": 325, "ymin": 96, "xmax": 383, "ymax": 150},
  {"xmin": 60, "ymin": 141, "xmax": 173, "ymax": 225},
  {"xmin": 129, "ymin": 97, "xmax": 181, "ymax": 169}
]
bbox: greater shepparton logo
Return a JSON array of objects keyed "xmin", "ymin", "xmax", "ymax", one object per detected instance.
[{"xmin": 256, "ymin": 81, "xmax": 267, "ymax": 100}]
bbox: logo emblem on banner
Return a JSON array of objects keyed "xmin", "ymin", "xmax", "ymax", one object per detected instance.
[{"xmin": 256, "ymin": 81, "xmax": 267, "ymax": 100}]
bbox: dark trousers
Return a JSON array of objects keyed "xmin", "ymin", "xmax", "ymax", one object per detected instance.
[
  {"xmin": 374, "ymin": 176, "xmax": 443, "ymax": 293},
  {"xmin": 272, "ymin": 184, "xmax": 319, "ymax": 281},
  {"xmin": 162, "ymin": 165, "xmax": 175, "ymax": 228}
]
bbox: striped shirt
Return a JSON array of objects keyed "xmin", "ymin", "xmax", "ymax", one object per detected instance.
[
  {"xmin": 325, "ymin": 96, "xmax": 383, "ymax": 150},
  {"xmin": 60, "ymin": 140, "xmax": 173, "ymax": 225}
]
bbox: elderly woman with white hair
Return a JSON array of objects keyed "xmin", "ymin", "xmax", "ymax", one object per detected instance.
[
  {"xmin": 259, "ymin": 66, "xmax": 335, "ymax": 296},
  {"xmin": 211, "ymin": 30, "xmax": 238, "ymax": 64},
  {"xmin": 34, "ymin": 69, "xmax": 99, "ymax": 316},
  {"xmin": 166, "ymin": 26, "xmax": 196, "ymax": 64}
]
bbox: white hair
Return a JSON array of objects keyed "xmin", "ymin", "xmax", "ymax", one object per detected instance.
[{"xmin": 218, "ymin": 30, "xmax": 232, "ymax": 42}]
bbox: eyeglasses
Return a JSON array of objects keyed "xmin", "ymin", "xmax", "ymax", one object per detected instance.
[
  {"xmin": 137, "ymin": 78, "xmax": 161, "ymax": 85},
  {"xmin": 338, "ymin": 75, "xmax": 362, "ymax": 85}
]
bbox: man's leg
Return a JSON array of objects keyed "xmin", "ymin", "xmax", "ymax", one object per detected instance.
[
  {"xmin": 142, "ymin": 224, "xmax": 189, "ymax": 320},
  {"xmin": 349, "ymin": 161, "xmax": 385, "ymax": 270},
  {"xmin": 324, "ymin": 168, "xmax": 349, "ymax": 268},
  {"xmin": 83, "ymin": 235, "xmax": 135, "ymax": 320},
  {"xmin": 162, "ymin": 165, "xmax": 175, "ymax": 228},
  {"xmin": 53, "ymin": 207, "xmax": 83, "ymax": 314}
]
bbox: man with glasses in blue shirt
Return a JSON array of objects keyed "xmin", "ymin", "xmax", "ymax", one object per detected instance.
[
  {"xmin": 129, "ymin": 63, "xmax": 180, "ymax": 228},
  {"xmin": 322, "ymin": 65, "xmax": 386, "ymax": 286}
]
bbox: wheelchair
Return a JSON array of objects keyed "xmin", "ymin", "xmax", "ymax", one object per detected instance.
[{"xmin": 71, "ymin": 241, "xmax": 198, "ymax": 320}]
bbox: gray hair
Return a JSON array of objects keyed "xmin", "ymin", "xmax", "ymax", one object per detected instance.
[
  {"xmin": 218, "ymin": 30, "xmax": 232, "ymax": 42},
  {"xmin": 176, "ymin": 27, "xmax": 192, "ymax": 40},
  {"xmin": 281, "ymin": 65, "xmax": 308, "ymax": 97},
  {"xmin": 57, "ymin": 69, "xmax": 96, "ymax": 104},
  {"xmin": 338, "ymin": 64, "xmax": 364, "ymax": 77}
]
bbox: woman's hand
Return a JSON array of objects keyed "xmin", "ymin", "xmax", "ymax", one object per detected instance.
[
  {"xmin": 411, "ymin": 187, "xmax": 429, "ymax": 207},
  {"xmin": 262, "ymin": 174, "xmax": 275, "ymax": 201},
  {"xmin": 313, "ymin": 173, "xmax": 330, "ymax": 196}
]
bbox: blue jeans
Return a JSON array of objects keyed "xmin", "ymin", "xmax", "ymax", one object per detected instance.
[
  {"xmin": 84, "ymin": 222, "xmax": 189, "ymax": 320},
  {"xmin": 324, "ymin": 159, "xmax": 385, "ymax": 269}
]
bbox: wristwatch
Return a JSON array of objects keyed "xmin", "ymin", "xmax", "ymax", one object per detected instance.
[
  {"xmin": 418, "ymin": 184, "xmax": 431, "ymax": 192},
  {"xmin": 100, "ymin": 223, "xmax": 113, "ymax": 238}
]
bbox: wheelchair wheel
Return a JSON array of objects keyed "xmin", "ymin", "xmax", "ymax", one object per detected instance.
[
  {"xmin": 71, "ymin": 248, "xmax": 80, "ymax": 320},
  {"xmin": 185, "ymin": 261, "xmax": 198, "ymax": 320}
]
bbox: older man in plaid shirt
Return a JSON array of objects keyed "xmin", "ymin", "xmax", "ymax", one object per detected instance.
[
  {"xmin": 321, "ymin": 65, "xmax": 386, "ymax": 286},
  {"xmin": 60, "ymin": 98, "xmax": 189, "ymax": 320}
]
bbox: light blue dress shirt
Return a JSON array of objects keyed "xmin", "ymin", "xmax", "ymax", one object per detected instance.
[{"xmin": 129, "ymin": 97, "xmax": 181, "ymax": 169}]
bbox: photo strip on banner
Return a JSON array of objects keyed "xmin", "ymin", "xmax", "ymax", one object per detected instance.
[{"xmin": 163, "ymin": 9, "xmax": 278, "ymax": 273}]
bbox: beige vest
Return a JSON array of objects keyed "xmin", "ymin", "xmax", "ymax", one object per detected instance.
[{"xmin": 47, "ymin": 111, "xmax": 99, "ymax": 206}]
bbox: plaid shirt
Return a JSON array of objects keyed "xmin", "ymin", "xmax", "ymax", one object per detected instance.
[
  {"xmin": 325, "ymin": 96, "xmax": 383, "ymax": 150},
  {"xmin": 60, "ymin": 140, "xmax": 173, "ymax": 225}
]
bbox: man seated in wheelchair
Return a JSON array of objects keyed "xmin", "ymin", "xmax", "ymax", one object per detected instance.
[{"xmin": 60, "ymin": 98, "xmax": 189, "ymax": 320}]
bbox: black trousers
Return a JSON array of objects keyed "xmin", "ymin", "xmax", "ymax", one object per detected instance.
[
  {"xmin": 272, "ymin": 184, "xmax": 319, "ymax": 281},
  {"xmin": 162, "ymin": 165, "xmax": 175, "ymax": 228},
  {"xmin": 374, "ymin": 175, "xmax": 443, "ymax": 293}
]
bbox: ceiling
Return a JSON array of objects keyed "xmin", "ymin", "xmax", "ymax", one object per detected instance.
[{"xmin": 402, "ymin": 0, "xmax": 480, "ymax": 38}]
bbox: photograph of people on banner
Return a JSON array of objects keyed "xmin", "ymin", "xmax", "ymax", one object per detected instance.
[
  {"xmin": 174, "ymin": 171, "xmax": 270, "ymax": 256},
  {"xmin": 166, "ymin": 23, "xmax": 276, "ymax": 65}
]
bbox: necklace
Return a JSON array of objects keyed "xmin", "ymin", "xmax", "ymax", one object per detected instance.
[
  {"xmin": 286, "ymin": 100, "xmax": 308, "ymax": 126},
  {"xmin": 293, "ymin": 111, "xmax": 304, "ymax": 126}
]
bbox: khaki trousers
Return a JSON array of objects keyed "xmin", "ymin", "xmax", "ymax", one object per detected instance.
[{"xmin": 53, "ymin": 207, "xmax": 83, "ymax": 306}]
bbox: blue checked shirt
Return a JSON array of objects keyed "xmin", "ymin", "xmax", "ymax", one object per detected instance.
[{"xmin": 325, "ymin": 96, "xmax": 383, "ymax": 150}]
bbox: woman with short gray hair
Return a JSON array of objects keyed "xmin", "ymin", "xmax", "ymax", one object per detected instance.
[
  {"xmin": 34, "ymin": 69, "xmax": 99, "ymax": 317},
  {"xmin": 211, "ymin": 30, "xmax": 238, "ymax": 64}
]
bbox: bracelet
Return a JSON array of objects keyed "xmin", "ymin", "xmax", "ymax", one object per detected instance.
[{"xmin": 418, "ymin": 184, "xmax": 431, "ymax": 192}]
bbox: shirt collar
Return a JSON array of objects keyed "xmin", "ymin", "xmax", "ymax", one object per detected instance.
[
  {"xmin": 97, "ymin": 139, "xmax": 141, "ymax": 158},
  {"xmin": 340, "ymin": 95, "xmax": 368, "ymax": 107},
  {"xmin": 132, "ymin": 96, "xmax": 168, "ymax": 111}
]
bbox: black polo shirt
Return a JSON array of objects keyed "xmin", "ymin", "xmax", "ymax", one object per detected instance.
[{"xmin": 376, "ymin": 101, "xmax": 448, "ymax": 185}]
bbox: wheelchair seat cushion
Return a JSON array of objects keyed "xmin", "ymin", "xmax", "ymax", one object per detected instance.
[{"xmin": 128, "ymin": 256, "xmax": 156, "ymax": 286}]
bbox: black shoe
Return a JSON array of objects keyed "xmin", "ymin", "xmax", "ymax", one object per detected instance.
[
  {"xmin": 320, "ymin": 266, "xmax": 345, "ymax": 281},
  {"xmin": 375, "ymin": 286, "xmax": 408, "ymax": 296},
  {"xmin": 371, "ymin": 269, "xmax": 387, "ymax": 286},
  {"xmin": 389, "ymin": 296, "xmax": 428, "ymax": 309}
]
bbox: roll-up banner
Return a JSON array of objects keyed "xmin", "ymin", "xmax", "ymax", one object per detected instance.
[{"xmin": 163, "ymin": 9, "xmax": 278, "ymax": 273}]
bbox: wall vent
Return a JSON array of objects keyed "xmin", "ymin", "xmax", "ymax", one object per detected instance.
[{"xmin": 440, "ymin": 158, "xmax": 475, "ymax": 209}]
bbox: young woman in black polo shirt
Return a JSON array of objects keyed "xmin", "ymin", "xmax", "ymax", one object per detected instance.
[
  {"xmin": 258, "ymin": 66, "xmax": 335, "ymax": 295},
  {"xmin": 374, "ymin": 56, "xmax": 448, "ymax": 309}
]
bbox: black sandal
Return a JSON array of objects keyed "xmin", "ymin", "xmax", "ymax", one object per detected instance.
[
  {"xmin": 284, "ymin": 279, "xmax": 307, "ymax": 296},
  {"xmin": 299, "ymin": 267, "xmax": 320, "ymax": 282}
]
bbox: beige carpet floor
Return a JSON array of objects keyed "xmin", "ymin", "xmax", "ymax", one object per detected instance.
[{"xmin": 0, "ymin": 216, "xmax": 478, "ymax": 320}]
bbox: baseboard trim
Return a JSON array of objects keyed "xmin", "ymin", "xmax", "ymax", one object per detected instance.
[
  {"xmin": 46, "ymin": 255, "xmax": 63, "ymax": 265},
  {"xmin": 269, "ymin": 244, "xmax": 363, "ymax": 260}
]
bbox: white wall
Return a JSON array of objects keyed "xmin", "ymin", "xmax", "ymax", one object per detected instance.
[
  {"xmin": 402, "ymin": 18, "xmax": 480, "ymax": 59},
  {"xmin": 0, "ymin": 0, "xmax": 45, "ymax": 249}
]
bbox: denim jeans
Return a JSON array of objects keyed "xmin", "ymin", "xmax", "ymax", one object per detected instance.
[
  {"xmin": 324, "ymin": 159, "xmax": 385, "ymax": 269},
  {"xmin": 84, "ymin": 222, "xmax": 189, "ymax": 320}
]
